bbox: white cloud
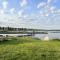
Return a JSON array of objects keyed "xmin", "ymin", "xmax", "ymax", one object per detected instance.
[
  {"xmin": 20, "ymin": 0, "xmax": 27, "ymax": 7},
  {"xmin": 0, "ymin": 0, "xmax": 60, "ymax": 29},
  {"xmin": 47, "ymin": 0, "xmax": 52, "ymax": 4},
  {"xmin": 23, "ymin": 14, "xmax": 28, "ymax": 18},
  {"xmin": 18, "ymin": 10, "xmax": 24, "ymax": 17},
  {"xmin": 50, "ymin": 6, "xmax": 55, "ymax": 10},
  {"xmin": 44, "ymin": 13, "xmax": 49, "ymax": 17},
  {"xmin": 39, "ymin": 11, "xmax": 44, "ymax": 16},
  {"xmin": 0, "ymin": 9, "xmax": 4, "ymax": 15},
  {"xmin": 37, "ymin": 0, "xmax": 57, "ymax": 17},
  {"xmin": 47, "ymin": 0, "xmax": 56, "ymax": 5},
  {"xmin": 56, "ymin": 9, "xmax": 60, "ymax": 13},
  {"xmin": 37, "ymin": 2, "xmax": 46, "ymax": 8},
  {"xmin": 49, "ymin": 6, "xmax": 56, "ymax": 14},
  {"xmin": 10, "ymin": 8, "xmax": 15, "ymax": 14},
  {"xmin": 2, "ymin": 1, "xmax": 8, "ymax": 9}
]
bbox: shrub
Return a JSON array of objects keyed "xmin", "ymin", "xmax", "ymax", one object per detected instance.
[{"xmin": 52, "ymin": 39, "xmax": 60, "ymax": 41}]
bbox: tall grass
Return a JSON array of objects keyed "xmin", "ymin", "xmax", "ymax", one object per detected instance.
[{"xmin": 0, "ymin": 37, "xmax": 60, "ymax": 60}]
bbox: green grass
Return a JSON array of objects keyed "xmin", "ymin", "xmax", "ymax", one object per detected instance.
[{"xmin": 0, "ymin": 37, "xmax": 60, "ymax": 60}]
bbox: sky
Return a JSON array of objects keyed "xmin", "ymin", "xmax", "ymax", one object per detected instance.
[{"xmin": 0, "ymin": 0, "xmax": 60, "ymax": 29}]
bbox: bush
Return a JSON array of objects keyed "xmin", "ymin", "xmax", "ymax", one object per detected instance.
[{"xmin": 52, "ymin": 39, "xmax": 60, "ymax": 41}]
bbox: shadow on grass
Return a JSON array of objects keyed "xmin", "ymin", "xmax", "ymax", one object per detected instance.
[
  {"xmin": 0, "ymin": 40, "xmax": 19, "ymax": 45},
  {"xmin": 0, "ymin": 37, "xmax": 21, "ymax": 45},
  {"xmin": 0, "ymin": 37, "xmax": 41, "ymax": 45}
]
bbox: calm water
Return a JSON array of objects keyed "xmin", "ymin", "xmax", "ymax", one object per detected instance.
[
  {"xmin": 34, "ymin": 32, "xmax": 60, "ymax": 39},
  {"xmin": 0, "ymin": 32, "xmax": 60, "ymax": 39}
]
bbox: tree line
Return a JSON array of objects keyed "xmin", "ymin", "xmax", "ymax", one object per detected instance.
[{"xmin": 0, "ymin": 27, "xmax": 36, "ymax": 31}]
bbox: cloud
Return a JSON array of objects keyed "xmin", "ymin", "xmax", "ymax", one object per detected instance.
[
  {"xmin": 23, "ymin": 14, "xmax": 28, "ymax": 18},
  {"xmin": 18, "ymin": 10, "xmax": 24, "ymax": 17},
  {"xmin": 50, "ymin": 6, "xmax": 56, "ymax": 13},
  {"xmin": 0, "ymin": 0, "xmax": 60, "ymax": 29},
  {"xmin": 40, "ymin": 11, "xmax": 49, "ymax": 17},
  {"xmin": 47, "ymin": 0, "xmax": 52, "ymax": 4},
  {"xmin": 36, "ymin": 0, "xmax": 60, "ymax": 29},
  {"xmin": 2, "ymin": 1, "xmax": 8, "ymax": 9},
  {"xmin": 44, "ymin": 13, "xmax": 49, "ymax": 16},
  {"xmin": 20, "ymin": 0, "xmax": 27, "ymax": 7},
  {"xmin": 47, "ymin": 0, "xmax": 56, "ymax": 5},
  {"xmin": 10, "ymin": 8, "xmax": 15, "ymax": 14},
  {"xmin": 55, "ymin": 9, "xmax": 60, "ymax": 13},
  {"xmin": 37, "ymin": 0, "xmax": 57, "ymax": 17},
  {"xmin": 0, "ymin": 9, "xmax": 4, "ymax": 15},
  {"xmin": 37, "ymin": 2, "xmax": 46, "ymax": 8}
]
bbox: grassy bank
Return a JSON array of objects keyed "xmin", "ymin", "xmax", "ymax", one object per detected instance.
[{"xmin": 0, "ymin": 37, "xmax": 60, "ymax": 60}]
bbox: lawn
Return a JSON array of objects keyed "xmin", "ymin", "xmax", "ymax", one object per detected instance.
[{"xmin": 0, "ymin": 37, "xmax": 60, "ymax": 60}]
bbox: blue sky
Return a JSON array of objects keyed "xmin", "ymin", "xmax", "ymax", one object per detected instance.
[{"xmin": 0, "ymin": 0, "xmax": 60, "ymax": 29}]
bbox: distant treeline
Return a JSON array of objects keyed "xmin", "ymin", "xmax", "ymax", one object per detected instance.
[
  {"xmin": 0, "ymin": 27, "xmax": 60, "ymax": 32},
  {"xmin": 0, "ymin": 27, "xmax": 38, "ymax": 31},
  {"xmin": 0, "ymin": 27, "xmax": 48, "ymax": 34}
]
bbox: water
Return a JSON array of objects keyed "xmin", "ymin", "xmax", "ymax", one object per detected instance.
[
  {"xmin": 0, "ymin": 32, "xmax": 60, "ymax": 40},
  {"xmin": 34, "ymin": 32, "xmax": 60, "ymax": 40},
  {"xmin": 0, "ymin": 34, "xmax": 29, "ymax": 37}
]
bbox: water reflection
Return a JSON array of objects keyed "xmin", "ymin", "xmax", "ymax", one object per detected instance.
[
  {"xmin": 0, "ymin": 32, "xmax": 60, "ymax": 40},
  {"xmin": 34, "ymin": 32, "xmax": 60, "ymax": 40}
]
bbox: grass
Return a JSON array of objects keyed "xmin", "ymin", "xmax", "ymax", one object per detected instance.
[{"xmin": 0, "ymin": 37, "xmax": 60, "ymax": 60}]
